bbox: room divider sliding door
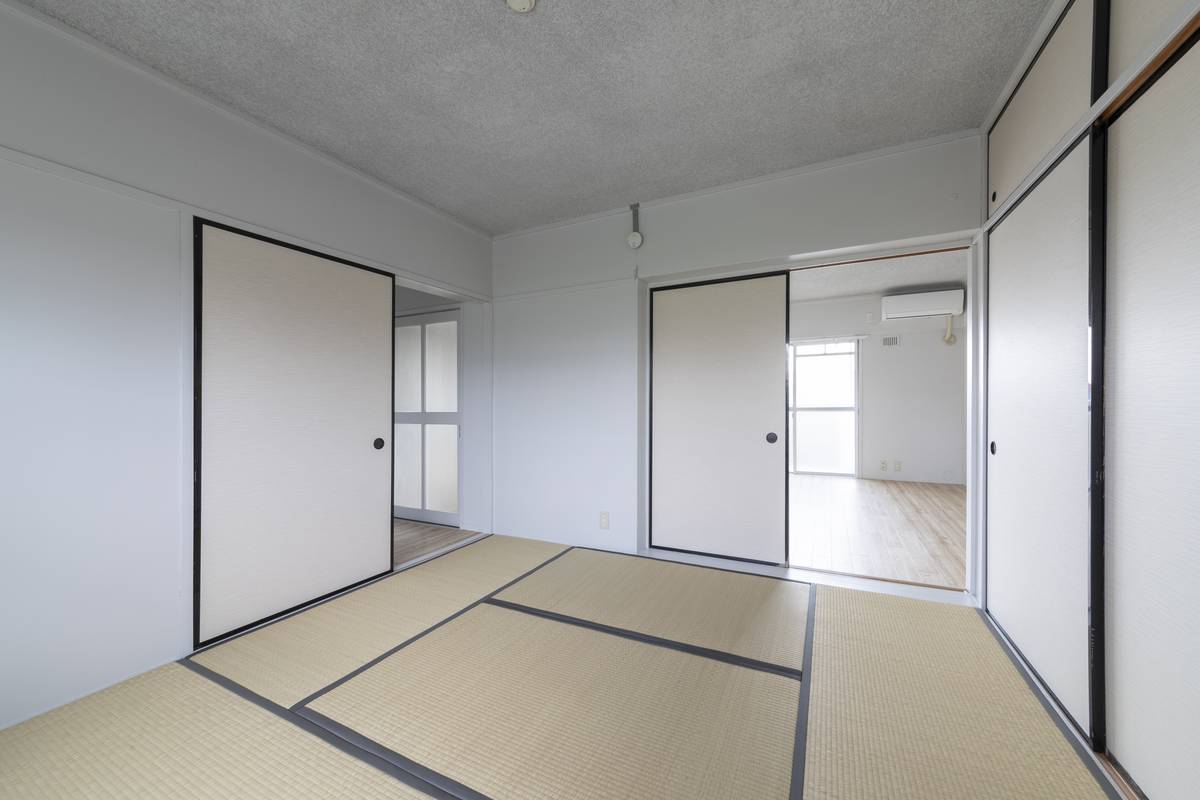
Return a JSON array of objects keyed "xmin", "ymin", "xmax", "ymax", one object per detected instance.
[
  {"xmin": 194, "ymin": 220, "xmax": 394, "ymax": 647},
  {"xmin": 650, "ymin": 273, "xmax": 789, "ymax": 565}
]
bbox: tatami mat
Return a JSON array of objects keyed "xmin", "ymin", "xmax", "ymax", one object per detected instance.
[
  {"xmin": 0, "ymin": 663, "xmax": 429, "ymax": 800},
  {"xmin": 495, "ymin": 548, "xmax": 810, "ymax": 673},
  {"xmin": 803, "ymin": 586, "xmax": 1115, "ymax": 799},
  {"xmin": 192, "ymin": 535, "xmax": 566, "ymax": 707},
  {"xmin": 306, "ymin": 603, "xmax": 801, "ymax": 800}
]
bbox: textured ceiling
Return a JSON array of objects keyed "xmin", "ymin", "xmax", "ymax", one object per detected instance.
[
  {"xmin": 790, "ymin": 250, "xmax": 967, "ymax": 302},
  {"xmin": 22, "ymin": 0, "xmax": 1048, "ymax": 234}
]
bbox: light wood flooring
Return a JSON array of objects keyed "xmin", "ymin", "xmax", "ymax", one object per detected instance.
[
  {"xmin": 788, "ymin": 474, "xmax": 965, "ymax": 588},
  {"xmin": 392, "ymin": 518, "xmax": 477, "ymax": 566}
]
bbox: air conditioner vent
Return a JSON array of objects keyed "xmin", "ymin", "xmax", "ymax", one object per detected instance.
[{"xmin": 882, "ymin": 336, "xmax": 901, "ymax": 347}]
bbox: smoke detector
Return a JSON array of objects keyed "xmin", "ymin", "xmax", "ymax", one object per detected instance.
[{"xmin": 506, "ymin": 0, "xmax": 535, "ymax": 11}]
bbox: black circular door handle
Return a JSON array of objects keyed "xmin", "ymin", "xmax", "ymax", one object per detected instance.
[
  {"xmin": 373, "ymin": 437, "xmax": 385, "ymax": 450},
  {"xmin": 766, "ymin": 432, "xmax": 779, "ymax": 444},
  {"xmin": 989, "ymin": 441, "xmax": 997, "ymax": 455}
]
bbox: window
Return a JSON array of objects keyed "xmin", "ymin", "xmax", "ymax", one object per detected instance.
[{"xmin": 789, "ymin": 340, "xmax": 857, "ymax": 475}]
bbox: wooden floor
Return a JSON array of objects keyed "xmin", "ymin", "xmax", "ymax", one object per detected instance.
[
  {"xmin": 392, "ymin": 519, "xmax": 477, "ymax": 566},
  {"xmin": 788, "ymin": 474, "xmax": 965, "ymax": 588}
]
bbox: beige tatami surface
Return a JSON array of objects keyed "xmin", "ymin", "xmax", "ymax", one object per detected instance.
[
  {"xmin": 193, "ymin": 534, "xmax": 566, "ymax": 706},
  {"xmin": 0, "ymin": 663, "xmax": 429, "ymax": 800},
  {"xmin": 804, "ymin": 586, "xmax": 1112, "ymax": 800},
  {"xmin": 790, "ymin": 474, "xmax": 966, "ymax": 588},
  {"xmin": 497, "ymin": 547, "xmax": 809, "ymax": 672},
  {"xmin": 2, "ymin": 535, "xmax": 1115, "ymax": 800},
  {"xmin": 309, "ymin": 604, "xmax": 800, "ymax": 800}
]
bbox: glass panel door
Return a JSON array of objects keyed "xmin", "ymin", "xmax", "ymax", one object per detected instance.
[{"xmin": 393, "ymin": 310, "xmax": 460, "ymax": 525}]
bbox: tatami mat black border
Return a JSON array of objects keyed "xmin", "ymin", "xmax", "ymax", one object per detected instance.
[
  {"xmin": 296, "ymin": 707, "xmax": 493, "ymax": 800},
  {"xmin": 484, "ymin": 597, "xmax": 804, "ymax": 680},
  {"xmin": 291, "ymin": 546, "xmax": 575, "ymax": 709},
  {"xmin": 573, "ymin": 544, "xmax": 813, "ymax": 585},
  {"xmin": 178, "ymin": 659, "xmax": 465, "ymax": 800},
  {"xmin": 789, "ymin": 584, "xmax": 818, "ymax": 799},
  {"xmin": 977, "ymin": 609, "xmax": 1123, "ymax": 800}
]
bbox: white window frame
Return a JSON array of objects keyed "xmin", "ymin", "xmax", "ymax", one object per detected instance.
[{"xmin": 788, "ymin": 339, "xmax": 859, "ymax": 477}]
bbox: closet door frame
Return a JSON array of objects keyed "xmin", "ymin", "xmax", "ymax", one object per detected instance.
[
  {"xmin": 192, "ymin": 218, "xmax": 396, "ymax": 649},
  {"xmin": 647, "ymin": 271, "xmax": 791, "ymax": 566}
]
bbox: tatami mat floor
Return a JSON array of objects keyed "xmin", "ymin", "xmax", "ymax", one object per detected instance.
[{"xmin": 0, "ymin": 534, "xmax": 1119, "ymax": 800}]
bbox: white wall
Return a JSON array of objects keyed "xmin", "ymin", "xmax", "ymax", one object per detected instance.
[
  {"xmin": 494, "ymin": 133, "xmax": 982, "ymax": 295},
  {"xmin": 459, "ymin": 301, "xmax": 494, "ymax": 534},
  {"xmin": 0, "ymin": 158, "xmax": 185, "ymax": 730},
  {"xmin": 492, "ymin": 281, "xmax": 640, "ymax": 552},
  {"xmin": 492, "ymin": 134, "xmax": 981, "ymax": 549},
  {"xmin": 791, "ymin": 295, "xmax": 967, "ymax": 484},
  {"xmin": 0, "ymin": 1, "xmax": 491, "ymax": 729}
]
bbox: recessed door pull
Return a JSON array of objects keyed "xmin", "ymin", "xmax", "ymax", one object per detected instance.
[
  {"xmin": 373, "ymin": 438, "xmax": 385, "ymax": 450},
  {"xmin": 766, "ymin": 432, "xmax": 778, "ymax": 444}
]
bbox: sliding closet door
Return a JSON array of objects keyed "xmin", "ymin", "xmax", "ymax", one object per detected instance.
[
  {"xmin": 987, "ymin": 0, "xmax": 1093, "ymax": 213},
  {"xmin": 651, "ymin": 274, "xmax": 787, "ymax": 564},
  {"xmin": 987, "ymin": 142, "xmax": 1091, "ymax": 730},
  {"xmin": 196, "ymin": 221, "xmax": 393, "ymax": 646},
  {"xmin": 1105, "ymin": 39, "xmax": 1200, "ymax": 799}
]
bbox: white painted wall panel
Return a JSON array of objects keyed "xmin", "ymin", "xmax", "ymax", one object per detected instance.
[
  {"xmin": 987, "ymin": 142, "xmax": 1091, "ymax": 729},
  {"xmin": 458, "ymin": 301, "xmax": 494, "ymax": 534},
  {"xmin": 1108, "ymin": 0, "xmax": 1195, "ymax": 83},
  {"xmin": 198, "ymin": 226, "xmax": 392, "ymax": 643},
  {"xmin": 493, "ymin": 282, "xmax": 639, "ymax": 552},
  {"xmin": 988, "ymin": 0, "xmax": 1093, "ymax": 214},
  {"xmin": 651, "ymin": 276, "xmax": 788, "ymax": 563},
  {"xmin": 1105, "ymin": 41, "xmax": 1200, "ymax": 800},
  {"xmin": 494, "ymin": 135, "xmax": 982, "ymax": 296},
  {"xmin": 0, "ymin": 159, "xmax": 183, "ymax": 728}
]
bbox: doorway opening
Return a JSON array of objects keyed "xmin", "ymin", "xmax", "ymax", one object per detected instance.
[
  {"xmin": 392, "ymin": 294, "xmax": 474, "ymax": 566},
  {"xmin": 786, "ymin": 250, "xmax": 968, "ymax": 589}
]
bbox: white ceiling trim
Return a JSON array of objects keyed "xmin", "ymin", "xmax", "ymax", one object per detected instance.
[{"xmin": 494, "ymin": 130, "xmax": 982, "ymax": 243}]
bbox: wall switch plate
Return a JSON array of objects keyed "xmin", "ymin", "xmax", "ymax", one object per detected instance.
[
  {"xmin": 599, "ymin": 511, "xmax": 610, "ymax": 530},
  {"xmin": 894, "ymin": 461, "xmax": 902, "ymax": 472},
  {"xmin": 880, "ymin": 460, "xmax": 888, "ymax": 472}
]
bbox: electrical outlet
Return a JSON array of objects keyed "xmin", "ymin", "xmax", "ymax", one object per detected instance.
[
  {"xmin": 879, "ymin": 460, "xmax": 888, "ymax": 472},
  {"xmin": 599, "ymin": 511, "xmax": 610, "ymax": 530},
  {"xmin": 894, "ymin": 461, "xmax": 902, "ymax": 472}
]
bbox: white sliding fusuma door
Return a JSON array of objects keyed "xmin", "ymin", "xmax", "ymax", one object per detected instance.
[
  {"xmin": 650, "ymin": 274, "xmax": 788, "ymax": 564},
  {"xmin": 196, "ymin": 222, "xmax": 393, "ymax": 647},
  {"xmin": 1105, "ymin": 39, "xmax": 1200, "ymax": 800},
  {"xmin": 986, "ymin": 142, "xmax": 1091, "ymax": 731}
]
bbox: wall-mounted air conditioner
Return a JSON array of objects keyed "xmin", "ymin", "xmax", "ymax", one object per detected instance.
[{"xmin": 881, "ymin": 288, "xmax": 964, "ymax": 320}]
